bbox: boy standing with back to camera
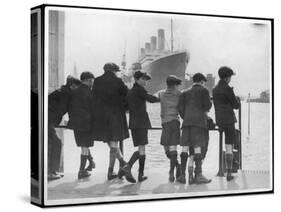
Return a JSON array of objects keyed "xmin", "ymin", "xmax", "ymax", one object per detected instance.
[
  {"xmin": 177, "ymin": 73, "xmax": 212, "ymax": 184},
  {"xmin": 159, "ymin": 75, "xmax": 182, "ymax": 182},
  {"xmin": 124, "ymin": 70, "xmax": 160, "ymax": 183}
]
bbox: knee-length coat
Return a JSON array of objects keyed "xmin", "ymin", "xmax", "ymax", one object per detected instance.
[
  {"xmin": 91, "ymin": 71, "xmax": 129, "ymax": 142},
  {"xmin": 67, "ymin": 84, "xmax": 94, "ymax": 131}
]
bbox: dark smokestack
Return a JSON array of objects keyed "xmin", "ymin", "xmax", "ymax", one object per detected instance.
[
  {"xmin": 158, "ymin": 29, "xmax": 165, "ymax": 51},
  {"xmin": 151, "ymin": 36, "xmax": 157, "ymax": 52},
  {"xmin": 145, "ymin": 42, "xmax": 151, "ymax": 53},
  {"xmin": 206, "ymin": 74, "xmax": 215, "ymax": 95},
  {"xmin": 140, "ymin": 48, "xmax": 145, "ymax": 56}
]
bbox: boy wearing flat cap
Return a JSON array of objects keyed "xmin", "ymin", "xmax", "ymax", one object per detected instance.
[
  {"xmin": 177, "ymin": 73, "xmax": 212, "ymax": 184},
  {"xmin": 213, "ymin": 66, "xmax": 240, "ymax": 181},
  {"xmin": 68, "ymin": 71, "xmax": 95, "ymax": 179},
  {"xmin": 124, "ymin": 70, "xmax": 160, "ymax": 183},
  {"xmin": 159, "ymin": 75, "xmax": 182, "ymax": 182},
  {"xmin": 48, "ymin": 75, "xmax": 81, "ymax": 180},
  {"xmin": 91, "ymin": 63, "xmax": 134, "ymax": 182}
]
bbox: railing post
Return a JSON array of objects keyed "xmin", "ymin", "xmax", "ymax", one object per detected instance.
[
  {"xmin": 217, "ymin": 129, "xmax": 224, "ymax": 177},
  {"xmin": 238, "ymin": 101, "xmax": 242, "ymax": 169}
]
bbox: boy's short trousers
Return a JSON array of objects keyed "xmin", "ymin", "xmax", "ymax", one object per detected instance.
[
  {"xmin": 160, "ymin": 120, "xmax": 180, "ymax": 146},
  {"xmin": 181, "ymin": 126, "xmax": 208, "ymax": 148},
  {"xmin": 219, "ymin": 124, "xmax": 237, "ymax": 145},
  {"xmin": 131, "ymin": 129, "xmax": 148, "ymax": 147},
  {"xmin": 74, "ymin": 130, "xmax": 94, "ymax": 147}
]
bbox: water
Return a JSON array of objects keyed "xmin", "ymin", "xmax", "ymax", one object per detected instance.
[{"xmin": 63, "ymin": 102, "xmax": 271, "ymax": 175}]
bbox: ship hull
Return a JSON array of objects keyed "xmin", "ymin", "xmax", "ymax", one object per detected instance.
[{"xmin": 141, "ymin": 51, "xmax": 188, "ymax": 94}]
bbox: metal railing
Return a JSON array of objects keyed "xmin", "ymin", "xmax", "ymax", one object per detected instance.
[{"xmin": 56, "ymin": 102, "xmax": 242, "ymax": 177}]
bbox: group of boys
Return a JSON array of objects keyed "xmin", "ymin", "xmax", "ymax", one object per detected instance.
[{"xmin": 48, "ymin": 62, "xmax": 240, "ymax": 185}]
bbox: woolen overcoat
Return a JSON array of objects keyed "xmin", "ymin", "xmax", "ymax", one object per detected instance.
[
  {"xmin": 212, "ymin": 80, "xmax": 240, "ymax": 126},
  {"xmin": 178, "ymin": 84, "xmax": 212, "ymax": 129},
  {"xmin": 68, "ymin": 84, "xmax": 94, "ymax": 131},
  {"xmin": 91, "ymin": 71, "xmax": 129, "ymax": 142},
  {"xmin": 127, "ymin": 83, "xmax": 160, "ymax": 129}
]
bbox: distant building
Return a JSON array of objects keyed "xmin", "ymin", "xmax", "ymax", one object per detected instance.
[
  {"xmin": 205, "ymin": 74, "xmax": 215, "ymax": 96},
  {"xmin": 249, "ymin": 89, "xmax": 270, "ymax": 103}
]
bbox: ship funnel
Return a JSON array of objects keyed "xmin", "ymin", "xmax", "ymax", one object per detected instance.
[
  {"xmin": 151, "ymin": 36, "xmax": 157, "ymax": 52},
  {"xmin": 158, "ymin": 29, "xmax": 165, "ymax": 51},
  {"xmin": 145, "ymin": 42, "xmax": 151, "ymax": 53},
  {"xmin": 140, "ymin": 48, "xmax": 145, "ymax": 56}
]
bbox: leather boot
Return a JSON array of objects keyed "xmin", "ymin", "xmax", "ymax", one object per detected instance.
[
  {"xmin": 168, "ymin": 151, "xmax": 177, "ymax": 182},
  {"xmin": 107, "ymin": 167, "xmax": 118, "ymax": 181},
  {"xmin": 188, "ymin": 167, "xmax": 195, "ymax": 185},
  {"xmin": 86, "ymin": 153, "xmax": 96, "ymax": 171},
  {"xmin": 194, "ymin": 153, "xmax": 211, "ymax": 184},
  {"xmin": 78, "ymin": 155, "xmax": 91, "ymax": 179},
  {"xmin": 138, "ymin": 155, "xmax": 148, "ymax": 182},
  {"xmin": 119, "ymin": 151, "xmax": 139, "ymax": 179},
  {"xmin": 226, "ymin": 153, "xmax": 234, "ymax": 181},
  {"xmin": 122, "ymin": 165, "xmax": 136, "ymax": 183},
  {"xmin": 176, "ymin": 152, "xmax": 188, "ymax": 184},
  {"xmin": 78, "ymin": 170, "xmax": 91, "ymax": 179}
]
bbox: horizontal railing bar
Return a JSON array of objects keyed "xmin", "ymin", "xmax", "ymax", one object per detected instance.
[{"xmin": 55, "ymin": 125, "xmax": 228, "ymax": 132}]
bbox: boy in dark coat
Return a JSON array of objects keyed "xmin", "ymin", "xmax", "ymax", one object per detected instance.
[
  {"xmin": 91, "ymin": 63, "xmax": 133, "ymax": 182},
  {"xmin": 177, "ymin": 73, "xmax": 212, "ymax": 184},
  {"xmin": 124, "ymin": 71, "xmax": 160, "ymax": 183},
  {"xmin": 68, "ymin": 72, "xmax": 95, "ymax": 179},
  {"xmin": 213, "ymin": 66, "xmax": 240, "ymax": 181},
  {"xmin": 48, "ymin": 76, "xmax": 81, "ymax": 180},
  {"xmin": 159, "ymin": 75, "xmax": 182, "ymax": 182}
]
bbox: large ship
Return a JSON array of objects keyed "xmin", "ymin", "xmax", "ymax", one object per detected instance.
[{"xmin": 132, "ymin": 20, "xmax": 190, "ymax": 94}]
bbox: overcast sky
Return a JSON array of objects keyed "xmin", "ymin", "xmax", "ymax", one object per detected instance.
[{"xmin": 63, "ymin": 8, "xmax": 271, "ymax": 96}]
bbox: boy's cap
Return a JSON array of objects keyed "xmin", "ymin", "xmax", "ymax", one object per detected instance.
[
  {"xmin": 134, "ymin": 70, "xmax": 151, "ymax": 80},
  {"xmin": 166, "ymin": 75, "xmax": 182, "ymax": 86},
  {"xmin": 103, "ymin": 62, "xmax": 120, "ymax": 72},
  {"xmin": 66, "ymin": 75, "xmax": 81, "ymax": 86},
  {"xmin": 218, "ymin": 66, "xmax": 235, "ymax": 79},
  {"xmin": 80, "ymin": 72, "xmax": 95, "ymax": 81},
  {"xmin": 192, "ymin": 73, "xmax": 207, "ymax": 82}
]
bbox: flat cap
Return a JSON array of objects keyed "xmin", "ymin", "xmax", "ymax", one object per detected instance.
[
  {"xmin": 192, "ymin": 73, "xmax": 207, "ymax": 82},
  {"xmin": 66, "ymin": 75, "xmax": 81, "ymax": 87},
  {"xmin": 80, "ymin": 71, "xmax": 95, "ymax": 81},
  {"xmin": 218, "ymin": 66, "xmax": 235, "ymax": 79},
  {"xmin": 133, "ymin": 70, "xmax": 151, "ymax": 80},
  {"xmin": 103, "ymin": 62, "xmax": 120, "ymax": 72},
  {"xmin": 166, "ymin": 75, "xmax": 182, "ymax": 86}
]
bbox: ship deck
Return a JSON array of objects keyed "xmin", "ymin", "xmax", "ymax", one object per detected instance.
[{"xmin": 46, "ymin": 168, "xmax": 271, "ymax": 205}]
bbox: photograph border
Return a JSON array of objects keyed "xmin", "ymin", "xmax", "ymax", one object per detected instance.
[{"xmin": 31, "ymin": 3, "xmax": 274, "ymax": 208}]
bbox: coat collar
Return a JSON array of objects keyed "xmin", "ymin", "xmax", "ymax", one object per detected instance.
[
  {"xmin": 80, "ymin": 83, "xmax": 91, "ymax": 90},
  {"xmin": 218, "ymin": 79, "xmax": 229, "ymax": 86},
  {"xmin": 192, "ymin": 83, "xmax": 203, "ymax": 88},
  {"xmin": 133, "ymin": 82, "xmax": 144, "ymax": 89},
  {"xmin": 166, "ymin": 87, "xmax": 179, "ymax": 93},
  {"xmin": 104, "ymin": 70, "xmax": 117, "ymax": 78}
]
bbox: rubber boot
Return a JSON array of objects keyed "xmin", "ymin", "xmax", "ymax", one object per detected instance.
[
  {"xmin": 138, "ymin": 155, "xmax": 148, "ymax": 182},
  {"xmin": 177, "ymin": 152, "xmax": 188, "ymax": 184},
  {"xmin": 194, "ymin": 153, "xmax": 211, "ymax": 184},
  {"xmin": 226, "ymin": 153, "xmax": 234, "ymax": 181}
]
